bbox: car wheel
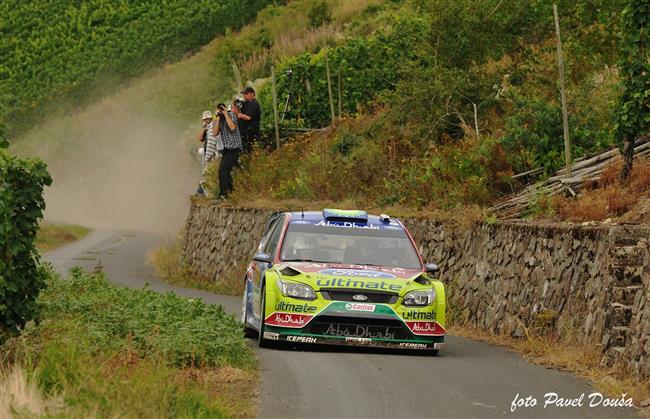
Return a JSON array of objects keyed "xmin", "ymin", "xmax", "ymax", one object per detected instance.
[
  {"xmin": 431, "ymin": 349, "xmax": 439, "ymax": 356},
  {"xmin": 257, "ymin": 283, "xmax": 270, "ymax": 348},
  {"xmin": 241, "ymin": 281, "xmax": 256, "ymax": 338}
]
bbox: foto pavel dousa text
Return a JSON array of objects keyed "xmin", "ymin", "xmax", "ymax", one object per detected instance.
[{"xmin": 510, "ymin": 392, "xmax": 634, "ymax": 412}]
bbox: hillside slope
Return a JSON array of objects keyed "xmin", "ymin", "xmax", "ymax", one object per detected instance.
[
  {"xmin": 10, "ymin": 0, "xmax": 379, "ymax": 231},
  {"xmin": 0, "ymin": 0, "xmax": 275, "ymax": 137},
  {"xmin": 216, "ymin": 0, "xmax": 641, "ymax": 216}
]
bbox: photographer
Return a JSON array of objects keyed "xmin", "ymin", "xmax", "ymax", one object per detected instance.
[
  {"xmin": 233, "ymin": 86, "xmax": 261, "ymax": 153},
  {"xmin": 213, "ymin": 102, "xmax": 242, "ymax": 198},
  {"xmin": 196, "ymin": 110, "xmax": 216, "ymax": 196}
]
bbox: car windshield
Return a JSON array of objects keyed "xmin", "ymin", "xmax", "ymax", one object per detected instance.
[{"xmin": 280, "ymin": 222, "xmax": 422, "ymax": 270}]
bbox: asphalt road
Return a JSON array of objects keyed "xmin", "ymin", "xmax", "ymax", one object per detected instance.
[{"xmin": 45, "ymin": 231, "xmax": 641, "ymax": 419}]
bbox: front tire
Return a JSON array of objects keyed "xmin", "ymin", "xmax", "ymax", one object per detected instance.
[
  {"xmin": 257, "ymin": 283, "xmax": 270, "ymax": 348},
  {"xmin": 241, "ymin": 281, "xmax": 256, "ymax": 338}
]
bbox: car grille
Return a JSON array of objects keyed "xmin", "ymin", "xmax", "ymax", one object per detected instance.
[
  {"xmin": 320, "ymin": 289, "xmax": 398, "ymax": 304},
  {"xmin": 306, "ymin": 315, "xmax": 412, "ymax": 340}
]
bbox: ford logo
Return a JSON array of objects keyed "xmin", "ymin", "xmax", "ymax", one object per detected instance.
[{"xmin": 352, "ymin": 294, "xmax": 368, "ymax": 302}]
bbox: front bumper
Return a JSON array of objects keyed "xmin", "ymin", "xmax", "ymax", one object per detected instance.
[
  {"xmin": 262, "ymin": 300, "xmax": 445, "ymax": 350},
  {"xmin": 262, "ymin": 329, "xmax": 444, "ymax": 350}
]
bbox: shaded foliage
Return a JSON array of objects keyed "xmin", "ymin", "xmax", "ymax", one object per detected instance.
[
  {"xmin": 615, "ymin": 0, "xmax": 650, "ymax": 181},
  {"xmin": 0, "ymin": 151, "xmax": 51, "ymax": 340}
]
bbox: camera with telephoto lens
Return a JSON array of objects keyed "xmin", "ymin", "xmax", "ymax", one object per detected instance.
[{"xmin": 234, "ymin": 97, "xmax": 245, "ymax": 109}]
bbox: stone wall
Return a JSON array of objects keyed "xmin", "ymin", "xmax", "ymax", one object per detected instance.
[
  {"xmin": 183, "ymin": 203, "xmax": 271, "ymax": 282},
  {"xmin": 183, "ymin": 201, "xmax": 650, "ymax": 379}
]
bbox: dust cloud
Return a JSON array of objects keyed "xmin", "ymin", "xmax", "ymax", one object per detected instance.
[{"xmin": 15, "ymin": 97, "xmax": 203, "ymax": 233}]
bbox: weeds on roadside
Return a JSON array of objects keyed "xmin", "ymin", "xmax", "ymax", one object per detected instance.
[
  {"xmin": 149, "ymin": 232, "xmax": 245, "ymax": 296},
  {"xmin": 36, "ymin": 222, "xmax": 90, "ymax": 252},
  {"xmin": 1, "ymin": 268, "xmax": 257, "ymax": 417}
]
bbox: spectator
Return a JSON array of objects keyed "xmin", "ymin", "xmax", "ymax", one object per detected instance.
[
  {"xmin": 214, "ymin": 102, "xmax": 242, "ymax": 198},
  {"xmin": 233, "ymin": 86, "xmax": 261, "ymax": 153},
  {"xmin": 196, "ymin": 110, "xmax": 216, "ymax": 196}
]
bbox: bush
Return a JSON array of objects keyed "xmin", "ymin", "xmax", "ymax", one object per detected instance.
[
  {"xmin": 0, "ymin": 150, "xmax": 51, "ymax": 340},
  {"xmin": 40, "ymin": 268, "xmax": 253, "ymax": 369},
  {"xmin": 1, "ymin": 268, "xmax": 257, "ymax": 417},
  {"xmin": 229, "ymin": 114, "xmax": 511, "ymax": 209},
  {"xmin": 254, "ymin": 12, "xmax": 427, "ymax": 146},
  {"xmin": 308, "ymin": 1, "xmax": 332, "ymax": 28}
]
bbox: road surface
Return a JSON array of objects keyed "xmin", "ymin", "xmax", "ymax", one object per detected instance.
[{"xmin": 45, "ymin": 231, "xmax": 640, "ymax": 419}]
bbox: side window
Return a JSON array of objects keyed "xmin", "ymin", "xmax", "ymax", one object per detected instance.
[
  {"xmin": 264, "ymin": 219, "xmax": 285, "ymax": 256},
  {"xmin": 258, "ymin": 216, "xmax": 280, "ymax": 251}
]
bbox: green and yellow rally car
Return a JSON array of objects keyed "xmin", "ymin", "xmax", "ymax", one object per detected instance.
[{"xmin": 241, "ymin": 209, "xmax": 445, "ymax": 353}]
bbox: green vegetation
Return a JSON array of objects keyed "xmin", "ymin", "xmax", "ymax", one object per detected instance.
[
  {"xmin": 1, "ymin": 0, "xmax": 276, "ymax": 138},
  {"xmin": 36, "ymin": 223, "xmax": 90, "ymax": 252},
  {"xmin": 616, "ymin": 0, "xmax": 650, "ymax": 181},
  {"xmin": 0, "ymin": 143, "xmax": 51, "ymax": 341},
  {"xmin": 201, "ymin": 0, "xmax": 641, "ymax": 212},
  {"xmin": 1, "ymin": 268, "xmax": 257, "ymax": 417},
  {"xmin": 209, "ymin": 0, "xmax": 380, "ymax": 107}
]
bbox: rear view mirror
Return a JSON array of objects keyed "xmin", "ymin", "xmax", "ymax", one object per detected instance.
[
  {"xmin": 425, "ymin": 263, "xmax": 439, "ymax": 274},
  {"xmin": 253, "ymin": 252, "xmax": 272, "ymax": 264}
]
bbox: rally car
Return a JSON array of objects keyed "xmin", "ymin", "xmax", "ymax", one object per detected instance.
[{"xmin": 240, "ymin": 209, "xmax": 445, "ymax": 354}]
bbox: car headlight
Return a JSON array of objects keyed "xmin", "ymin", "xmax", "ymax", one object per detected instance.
[
  {"xmin": 277, "ymin": 279, "xmax": 316, "ymax": 300},
  {"xmin": 402, "ymin": 289, "xmax": 435, "ymax": 306}
]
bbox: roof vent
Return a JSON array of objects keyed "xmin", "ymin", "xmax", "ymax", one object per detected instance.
[{"xmin": 379, "ymin": 214, "xmax": 390, "ymax": 223}]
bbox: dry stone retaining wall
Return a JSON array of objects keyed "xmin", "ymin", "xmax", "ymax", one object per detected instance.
[{"xmin": 184, "ymin": 201, "xmax": 650, "ymax": 379}]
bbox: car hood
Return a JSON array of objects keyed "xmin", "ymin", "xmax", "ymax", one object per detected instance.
[{"xmin": 275, "ymin": 262, "xmax": 426, "ymax": 292}]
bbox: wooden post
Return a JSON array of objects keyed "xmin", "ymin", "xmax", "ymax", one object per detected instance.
[
  {"xmin": 338, "ymin": 69, "xmax": 342, "ymax": 119},
  {"xmin": 325, "ymin": 52, "xmax": 336, "ymax": 123},
  {"xmin": 232, "ymin": 62, "xmax": 243, "ymax": 92},
  {"xmin": 473, "ymin": 103, "xmax": 479, "ymax": 140},
  {"xmin": 271, "ymin": 66, "xmax": 280, "ymax": 150},
  {"xmin": 553, "ymin": 4, "xmax": 572, "ymax": 178}
]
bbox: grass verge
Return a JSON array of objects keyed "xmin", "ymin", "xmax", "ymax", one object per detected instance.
[
  {"xmin": 450, "ymin": 325, "xmax": 650, "ymax": 410},
  {"xmin": 36, "ymin": 223, "xmax": 90, "ymax": 253},
  {"xmin": 0, "ymin": 268, "xmax": 257, "ymax": 418},
  {"xmin": 148, "ymin": 232, "xmax": 244, "ymax": 296}
]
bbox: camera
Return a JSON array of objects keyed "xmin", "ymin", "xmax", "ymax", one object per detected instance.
[{"xmin": 234, "ymin": 97, "xmax": 245, "ymax": 109}]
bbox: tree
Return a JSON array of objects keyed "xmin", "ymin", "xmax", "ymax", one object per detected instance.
[
  {"xmin": 0, "ymin": 124, "xmax": 7, "ymax": 149},
  {"xmin": 616, "ymin": 0, "xmax": 649, "ymax": 183},
  {"xmin": 308, "ymin": 1, "xmax": 332, "ymax": 28}
]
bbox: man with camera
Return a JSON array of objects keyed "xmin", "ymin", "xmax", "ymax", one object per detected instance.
[
  {"xmin": 233, "ymin": 86, "xmax": 261, "ymax": 153},
  {"xmin": 213, "ymin": 102, "xmax": 242, "ymax": 198}
]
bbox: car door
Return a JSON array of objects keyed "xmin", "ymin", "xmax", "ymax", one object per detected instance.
[{"xmin": 251, "ymin": 214, "xmax": 285, "ymax": 320}]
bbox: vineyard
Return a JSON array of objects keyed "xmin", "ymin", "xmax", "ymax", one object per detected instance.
[{"xmin": 0, "ymin": 0, "xmax": 276, "ymax": 137}]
